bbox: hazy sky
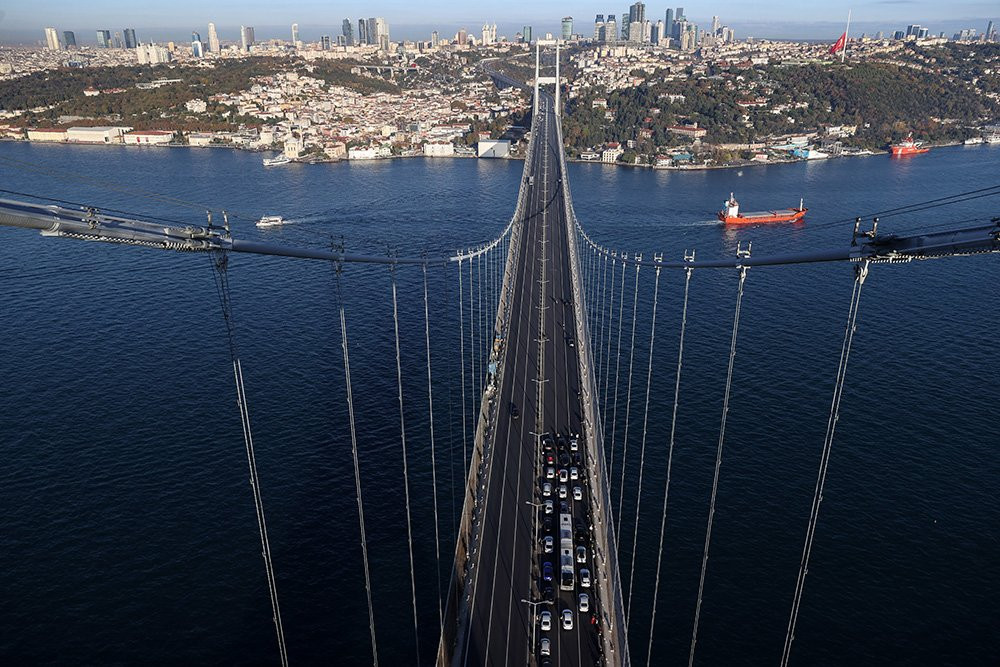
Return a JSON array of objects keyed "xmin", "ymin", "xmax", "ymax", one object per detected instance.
[{"xmin": 0, "ymin": 1, "xmax": 995, "ymax": 42}]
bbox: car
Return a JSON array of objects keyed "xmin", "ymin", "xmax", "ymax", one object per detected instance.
[
  {"xmin": 543, "ymin": 516, "xmax": 553, "ymax": 533},
  {"xmin": 542, "ymin": 436, "xmax": 554, "ymax": 452},
  {"xmin": 576, "ymin": 546, "xmax": 587, "ymax": 563},
  {"xmin": 570, "ymin": 467, "xmax": 579, "ymax": 481},
  {"xmin": 545, "ymin": 453, "xmax": 555, "ymax": 465},
  {"xmin": 561, "ymin": 609, "xmax": 574, "ymax": 631},
  {"xmin": 573, "ymin": 486, "xmax": 583, "ymax": 501},
  {"xmin": 556, "ymin": 435, "xmax": 567, "ymax": 450},
  {"xmin": 542, "ymin": 482, "xmax": 552, "ymax": 497},
  {"xmin": 572, "ymin": 452, "xmax": 582, "ymax": 466},
  {"xmin": 510, "ymin": 403, "xmax": 520, "ymax": 420},
  {"xmin": 578, "ymin": 593, "xmax": 589, "ymax": 613},
  {"xmin": 559, "ymin": 453, "xmax": 571, "ymax": 467},
  {"xmin": 528, "ymin": 176, "xmax": 535, "ymax": 186},
  {"xmin": 570, "ymin": 436, "xmax": 579, "ymax": 451},
  {"xmin": 543, "ymin": 535, "xmax": 554, "ymax": 553},
  {"xmin": 543, "ymin": 562, "xmax": 553, "ymax": 582},
  {"xmin": 560, "ymin": 500, "xmax": 569, "ymax": 514},
  {"xmin": 544, "ymin": 499, "xmax": 554, "ymax": 514},
  {"xmin": 540, "ymin": 636, "xmax": 551, "ymax": 656},
  {"xmin": 543, "ymin": 585, "xmax": 555, "ymax": 602},
  {"xmin": 546, "ymin": 466, "xmax": 555, "ymax": 479},
  {"xmin": 567, "ymin": 336, "xmax": 576, "ymax": 348},
  {"xmin": 558, "ymin": 469, "xmax": 569, "ymax": 483},
  {"xmin": 580, "ymin": 568, "xmax": 591, "ymax": 588},
  {"xmin": 540, "ymin": 610, "xmax": 552, "ymax": 631},
  {"xmin": 559, "ymin": 485, "xmax": 568, "ymax": 499}
]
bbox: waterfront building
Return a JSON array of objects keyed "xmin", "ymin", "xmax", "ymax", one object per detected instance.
[
  {"xmin": 97, "ymin": 30, "xmax": 112, "ymax": 48},
  {"xmin": 123, "ymin": 28, "xmax": 137, "ymax": 49},
  {"xmin": 208, "ymin": 23, "xmax": 219, "ymax": 52},
  {"xmin": 562, "ymin": 17, "xmax": 573, "ymax": 41},
  {"xmin": 62, "ymin": 31, "xmax": 77, "ymax": 48},
  {"xmin": 44, "ymin": 27, "xmax": 60, "ymax": 51}
]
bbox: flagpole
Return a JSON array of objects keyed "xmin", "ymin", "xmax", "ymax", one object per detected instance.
[{"xmin": 842, "ymin": 9, "xmax": 851, "ymax": 63}]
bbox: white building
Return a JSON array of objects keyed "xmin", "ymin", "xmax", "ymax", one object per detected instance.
[
  {"xmin": 185, "ymin": 99, "xmax": 208, "ymax": 113},
  {"xmin": 187, "ymin": 133, "xmax": 215, "ymax": 146},
  {"xmin": 44, "ymin": 27, "xmax": 61, "ymax": 51},
  {"xmin": 136, "ymin": 44, "xmax": 172, "ymax": 64},
  {"xmin": 27, "ymin": 128, "xmax": 67, "ymax": 142},
  {"xmin": 124, "ymin": 130, "xmax": 174, "ymax": 145},
  {"xmin": 283, "ymin": 137, "xmax": 303, "ymax": 158},
  {"xmin": 66, "ymin": 126, "xmax": 132, "ymax": 143},
  {"xmin": 477, "ymin": 139, "xmax": 511, "ymax": 158},
  {"xmin": 348, "ymin": 146, "xmax": 379, "ymax": 159},
  {"xmin": 424, "ymin": 141, "xmax": 455, "ymax": 157}
]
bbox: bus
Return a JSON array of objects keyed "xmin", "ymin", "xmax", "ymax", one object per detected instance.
[{"xmin": 559, "ymin": 513, "xmax": 575, "ymax": 590}]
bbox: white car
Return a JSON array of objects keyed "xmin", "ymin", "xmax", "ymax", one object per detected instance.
[
  {"xmin": 543, "ymin": 535, "xmax": 554, "ymax": 553},
  {"xmin": 570, "ymin": 436, "xmax": 579, "ymax": 451},
  {"xmin": 572, "ymin": 486, "xmax": 583, "ymax": 501},
  {"xmin": 576, "ymin": 546, "xmax": 587, "ymax": 563},
  {"xmin": 540, "ymin": 636, "xmax": 551, "ymax": 656},
  {"xmin": 559, "ymin": 485, "xmax": 568, "ymax": 499},
  {"xmin": 558, "ymin": 469, "xmax": 569, "ymax": 483},
  {"xmin": 580, "ymin": 568, "xmax": 591, "ymax": 588},
  {"xmin": 542, "ymin": 482, "xmax": 552, "ymax": 497},
  {"xmin": 579, "ymin": 593, "xmax": 590, "ymax": 612},
  {"xmin": 561, "ymin": 609, "xmax": 574, "ymax": 630},
  {"xmin": 540, "ymin": 610, "xmax": 552, "ymax": 631},
  {"xmin": 570, "ymin": 467, "xmax": 579, "ymax": 480},
  {"xmin": 544, "ymin": 499, "xmax": 553, "ymax": 514},
  {"xmin": 546, "ymin": 466, "xmax": 555, "ymax": 479}
]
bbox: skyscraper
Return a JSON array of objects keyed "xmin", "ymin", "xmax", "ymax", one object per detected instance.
[
  {"xmin": 366, "ymin": 18, "xmax": 378, "ymax": 47},
  {"xmin": 621, "ymin": 14, "xmax": 629, "ymax": 40},
  {"xmin": 208, "ymin": 23, "xmax": 220, "ymax": 52},
  {"xmin": 676, "ymin": 7, "xmax": 685, "ymax": 20},
  {"xmin": 240, "ymin": 26, "xmax": 255, "ymax": 51},
  {"xmin": 605, "ymin": 15, "xmax": 617, "ymax": 42},
  {"xmin": 522, "ymin": 26, "xmax": 532, "ymax": 43},
  {"xmin": 987, "ymin": 20, "xmax": 996, "ymax": 41},
  {"xmin": 44, "ymin": 27, "xmax": 60, "ymax": 50},
  {"xmin": 458, "ymin": 28, "xmax": 468, "ymax": 45},
  {"xmin": 594, "ymin": 15, "xmax": 604, "ymax": 42},
  {"xmin": 666, "ymin": 8, "xmax": 673, "ymax": 27},
  {"xmin": 123, "ymin": 28, "xmax": 137, "ymax": 49},
  {"xmin": 562, "ymin": 17, "xmax": 573, "ymax": 41},
  {"xmin": 62, "ymin": 31, "xmax": 76, "ymax": 48},
  {"xmin": 342, "ymin": 19, "xmax": 355, "ymax": 46},
  {"xmin": 712, "ymin": 16, "xmax": 720, "ymax": 35},
  {"xmin": 321, "ymin": 35, "xmax": 331, "ymax": 50},
  {"xmin": 629, "ymin": 2, "xmax": 645, "ymax": 27},
  {"xmin": 373, "ymin": 18, "xmax": 390, "ymax": 51},
  {"xmin": 358, "ymin": 19, "xmax": 368, "ymax": 45},
  {"xmin": 291, "ymin": 23, "xmax": 299, "ymax": 45},
  {"xmin": 431, "ymin": 31, "xmax": 439, "ymax": 46},
  {"xmin": 96, "ymin": 30, "xmax": 112, "ymax": 48},
  {"xmin": 192, "ymin": 32, "xmax": 203, "ymax": 57}
]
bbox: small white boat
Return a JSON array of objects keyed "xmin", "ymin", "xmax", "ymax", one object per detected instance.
[
  {"xmin": 964, "ymin": 137, "xmax": 984, "ymax": 145},
  {"xmin": 262, "ymin": 154, "xmax": 291, "ymax": 166},
  {"xmin": 256, "ymin": 215, "xmax": 284, "ymax": 228}
]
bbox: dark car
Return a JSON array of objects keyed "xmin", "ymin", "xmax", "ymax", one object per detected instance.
[
  {"xmin": 542, "ymin": 562, "xmax": 553, "ymax": 582},
  {"xmin": 543, "ymin": 585, "xmax": 555, "ymax": 602},
  {"xmin": 559, "ymin": 453, "xmax": 571, "ymax": 468},
  {"xmin": 511, "ymin": 403, "xmax": 520, "ymax": 420},
  {"xmin": 543, "ymin": 516, "xmax": 553, "ymax": 533}
]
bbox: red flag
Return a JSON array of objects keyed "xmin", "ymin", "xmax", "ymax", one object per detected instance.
[{"xmin": 830, "ymin": 32, "xmax": 847, "ymax": 54}]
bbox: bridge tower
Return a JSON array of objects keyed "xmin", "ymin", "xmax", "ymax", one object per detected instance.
[{"xmin": 534, "ymin": 39, "xmax": 561, "ymax": 116}]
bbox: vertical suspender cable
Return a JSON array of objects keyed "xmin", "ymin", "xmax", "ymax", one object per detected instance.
[
  {"xmin": 422, "ymin": 262, "xmax": 444, "ymax": 634},
  {"xmin": 780, "ymin": 260, "xmax": 871, "ymax": 667},
  {"xmin": 616, "ymin": 258, "xmax": 642, "ymax": 543},
  {"xmin": 688, "ymin": 264, "xmax": 749, "ymax": 667},
  {"xmin": 627, "ymin": 261, "xmax": 662, "ymax": 621},
  {"xmin": 607, "ymin": 254, "xmax": 627, "ymax": 470},
  {"xmin": 209, "ymin": 251, "xmax": 289, "ymax": 667},
  {"xmin": 334, "ymin": 261, "xmax": 379, "ymax": 667},
  {"xmin": 646, "ymin": 263, "xmax": 694, "ymax": 667},
  {"xmin": 596, "ymin": 252, "xmax": 610, "ymax": 399},
  {"xmin": 390, "ymin": 262, "xmax": 421, "ymax": 664},
  {"xmin": 469, "ymin": 256, "xmax": 477, "ymax": 420},
  {"xmin": 601, "ymin": 251, "xmax": 618, "ymax": 419},
  {"xmin": 458, "ymin": 257, "xmax": 469, "ymax": 482},
  {"xmin": 477, "ymin": 251, "xmax": 484, "ymax": 398}
]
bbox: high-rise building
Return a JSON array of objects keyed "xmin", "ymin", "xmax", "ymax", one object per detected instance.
[
  {"xmin": 458, "ymin": 28, "xmax": 468, "ymax": 45},
  {"xmin": 358, "ymin": 19, "xmax": 368, "ymax": 45},
  {"xmin": 240, "ymin": 26, "xmax": 255, "ymax": 51},
  {"xmin": 621, "ymin": 14, "xmax": 629, "ymax": 40},
  {"xmin": 366, "ymin": 18, "xmax": 378, "ymax": 47},
  {"xmin": 594, "ymin": 15, "xmax": 604, "ymax": 42},
  {"xmin": 97, "ymin": 30, "xmax": 112, "ymax": 48},
  {"xmin": 522, "ymin": 26, "xmax": 532, "ymax": 43},
  {"xmin": 62, "ymin": 31, "xmax": 76, "ymax": 48},
  {"xmin": 666, "ymin": 9, "xmax": 674, "ymax": 27},
  {"xmin": 321, "ymin": 35, "xmax": 331, "ymax": 50},
  {"xmin": 123, "ymin": 28, "xmax": 137, "ymax": 49},
  {"xmin": 918, "ymin": 27, "xmax": 929, "ymax": 39},
  {"xmin": 986, "ymin": 20, "xmax": 996, "ymax": 41},
  {"xmin": 629, "ymin": 2, "xmax": 645, "ymax": 27},
  {"xmin": 291, "ymin": 23, "xmax": 299, "ymax": 45},
  {"xmin": 208, "ymin": 23, "xmax": 220, "ymax": 52},
  {"xmin": 712, "ymin": 16, "xmax": 720, "ymax": 35},
  {"xmin": 482, "ymin": 23, "xmax": 497, "ymax": 45},
  {"xmin": 651, "ymin": 21, "xmax": 662, "ymax": 45},
  {"xmin": 676, "ymin": 7, "xmax": 685, "ymax": 20},
  {"xmin": 137, "ymin": 43, "xmax": 172, "ymax": 64},
  {"xmin": 113, "ymin": 31, "xmax": 123, "ymax": 48},
  {"xmin": 44, "ymin": 27, "xmax": 60, "ymax": 50},
  {"xmin": 431, "ymin": 31, "xmax": 438, "ymax": 46},
  {"xmin": 604, "ymin": 15, "xmax": 617, "ymax": 42},
  {"xmin": 373, "ymin": 17, "xmax": 390, "ymax": 50},
  {"xmin": 562, "ymin": 17, "xmax": 573, "ymax": 41},
  {"xmin": 192, "ymin": 32, "xmax": 203, "ymax": 57},
  {"xmin": 342, "ymin": 19, "xmax": 354, "ymax": 46}
]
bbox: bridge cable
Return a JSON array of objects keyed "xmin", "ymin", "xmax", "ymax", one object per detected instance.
[
  {"xmin": 647, "ymin": 261, "xmax": 694, "ymax": 667},
  {"xmin": 208, "ymin": 248, "xmax": 289, "ymax": 667},
  {"xmin": 627, "ymin": 259, "xmax": 663, "ymax": 622},
  {"xmin": 615, "ymin": 257, "xmax": 643, "ymax": 544},
  {"xmin": 470, "ymin": 257, "xmax": 477, "ymax": 426},
  {"xmin": 390, "ymin": 260, "xmax": 422, "ymax": 664},
  {"xmin": 688, "ymin": 262, "xmax": 750, "ymax": 667},
  {"xmin": 422, "ymin": 261, "xmax": 445, "ymax": 634},
  {"xmin": 333, "ymin": 259, "xmax": 380, "ymax": 667},
  {"xmin": 601, "ymin": 251, "xmax": 619, "ymax": 428},
  {"xmin": 607, "ymin": 254, "xmax": 628, "ymax": 472},
  {"xmin": 596, "ymin": 251, "xmax": 610, "ymax": 404},
  {"xmin": 458, "ymin": 257, "xmax": 469, "ymax": 482},
  {"xmin": 780, "ymin": 260, "xmax": 871, "ymax": 667}
]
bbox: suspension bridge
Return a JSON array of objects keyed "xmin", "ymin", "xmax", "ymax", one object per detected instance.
[{"xmin": 1, "ymin": 44, "xmax": 999, "ymax": 667}]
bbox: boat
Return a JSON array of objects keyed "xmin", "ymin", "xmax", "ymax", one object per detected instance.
[
  {"xmin": 964, "ymin": 137, "xmax": 984, "ymax": 145},
  {"xmin": 256, "ymin": 215, "xmax": 284, "ymax": 228},
  {"xmin": 717, "ymin": 193, "xmax": 807, "ymax": 225},
  {"xmin": 889, "ymin": 133, "xmax": 930, "ymax": 156},
  {"xmin": 262, "ymin": 154, "xmax": 291, "ymax": 166},
  {"xmin": 985, "ymin": 133, "xmax": 1000, "ymax": 145}
]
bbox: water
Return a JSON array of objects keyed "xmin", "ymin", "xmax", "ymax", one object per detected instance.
[{"xmin": 1, "ymin": 142, "xmax": 998, "ymax": 666}]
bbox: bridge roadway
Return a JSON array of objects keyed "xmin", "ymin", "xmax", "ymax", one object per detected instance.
[{"xmin": 457, "ymin": 98, "xmax": 603, "ymax": 666}]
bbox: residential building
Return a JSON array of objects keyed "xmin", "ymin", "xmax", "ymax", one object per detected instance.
[
  {"xmin": 192, "ymin": 32, "xmax": 203, "ymax": 58},
  {"xmin": 136, "ymin": 43, "xmax": 171, "ymax": 64},
  {"xmin": 594, "ymin": 15, "xmax": 604, "ymax": 42},
  {"xmin": 358, "ymin": 18, "xmax": 369, "ymax": 45},
  {"xmin": 321, "ymin": 35, "xmax": 331, "ymax": 50}
]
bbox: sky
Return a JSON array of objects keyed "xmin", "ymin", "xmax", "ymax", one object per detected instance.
[{"xmin": 0, "ymin": 1, "xmax": 995, "ymax": 43}]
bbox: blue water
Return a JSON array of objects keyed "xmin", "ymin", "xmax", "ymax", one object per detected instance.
[{"xmin": 1, "ymin": 142, "xmax": 998, "ymax": 665}]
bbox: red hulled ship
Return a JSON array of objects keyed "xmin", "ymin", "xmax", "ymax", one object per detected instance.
[
  {"xmin": 889, "ymin": 133, "xmax": 930, "ymax": 156},
  {"xmin": 717, "ymin": 193, "xmax": 807, "ymax": 225}
]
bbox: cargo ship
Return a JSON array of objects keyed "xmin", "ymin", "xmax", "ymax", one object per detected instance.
[
  {"xmin": 717, "ymin": 193, "xmax": 807, "ymax": 225},
  {"xmin": 889, "ymin": 133, "xmax": 930, "ymax": 156}
]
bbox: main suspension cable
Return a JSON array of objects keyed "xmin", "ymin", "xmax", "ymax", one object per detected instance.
[
  {"xmin": 209, "ymin": 249, "xmax": 288, "ymax": 667},
  {"xmin": 689, "ymin": 263, "xmax": 749, "ymax": 667},
  {"xmin": 780, "ymin": 260, "xmax": 871, "ymax": 667},
  {"xmin": 334, "ymin": 260, "xmax": 379, "ymax": 667},
  {"xmin": 647, "ymin": 262, "xmax": 694, "ymax": 667},
  {"xmin": 390, "ymin": 262, "xmax": 421, "ymax": 663}
]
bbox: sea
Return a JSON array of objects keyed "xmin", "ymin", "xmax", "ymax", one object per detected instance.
[{"xmin": 1, "ymin": 142, "xmax": 998, "ymax": 666}]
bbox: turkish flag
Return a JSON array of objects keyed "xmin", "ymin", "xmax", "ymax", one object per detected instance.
[{"xmin": 830, "ymin": 32, "xmax": 847, "ymax": 54}]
